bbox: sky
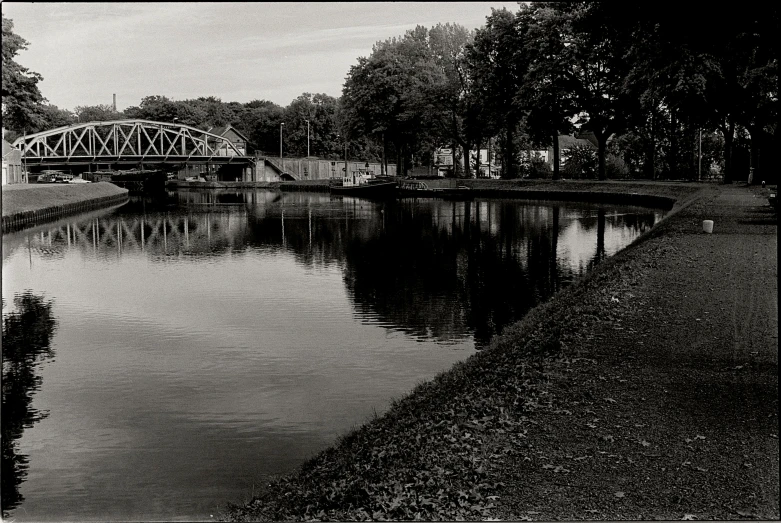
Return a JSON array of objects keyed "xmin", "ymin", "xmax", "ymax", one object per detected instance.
[{"xmin": 2, "ymin": 2, "xmax": 521, "ymax": 112}]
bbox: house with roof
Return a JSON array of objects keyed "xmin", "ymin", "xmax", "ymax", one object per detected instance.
[
  {"xmin": 2, "ymin": 139, "xmax": 24, "ymax": 185},
  {"xmin": 206, "ymin": 125, "xmax": 249, "ymax": 156}
]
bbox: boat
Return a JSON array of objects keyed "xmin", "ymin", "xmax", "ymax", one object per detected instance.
[
  {"xmin": 397, "ymin": 180, "xmax": 473, "ymax": 200},
  {"xmin": 330, "ymin": 174, "xmax": 397, "ymax": 198},
  {"xmin": 36, "ymin": 170, "xmax": 64, "ymax": 183}
]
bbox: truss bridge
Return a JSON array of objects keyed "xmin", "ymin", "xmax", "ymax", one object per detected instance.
[{"xmin": 12, "ymin": 119, "xmax": 255, "ymax": 169}]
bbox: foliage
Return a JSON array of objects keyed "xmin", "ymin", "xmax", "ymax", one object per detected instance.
[
  {"xmin": 74, "ymin": 104, "xmax": 123, "ymax": 123},
  {"xmin": 561, "ymin": 144, "xmax": 598, "ymax": 179},
  {"xmin": 1, "ymin": 15, "xmax": 45, "ymax": 133},
  {"xmin": 466, "ymin": 8, "xmax": 527, "ymax": 178}
]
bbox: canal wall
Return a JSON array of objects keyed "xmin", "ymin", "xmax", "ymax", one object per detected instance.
[
  {"xmin": 2, "ymin": 182, "xmax": 129, "ymax": 233},
  {"xmin": 254, "ymin": 157, "xmax": 396, "ymax": 182}
]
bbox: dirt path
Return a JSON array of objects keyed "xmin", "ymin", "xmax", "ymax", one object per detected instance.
[{"xmin": 493, "ymin": 184, "xmax": 778, "ymax": 520}]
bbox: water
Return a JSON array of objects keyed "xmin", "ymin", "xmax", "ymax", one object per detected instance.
[{"xmin": 1, "ymin": 189, "xmax": 665, "ymax": 520}]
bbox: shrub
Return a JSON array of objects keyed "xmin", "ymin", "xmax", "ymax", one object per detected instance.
[{"xmin": 562, "ymin": 145, "xmax": 598, "ymax": 179}]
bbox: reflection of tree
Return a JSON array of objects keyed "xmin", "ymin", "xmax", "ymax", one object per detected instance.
[
  {"xmin": 1, "ymin": 292, "xmax": 57, "ymax": 518},
  {"xmin": 243, "ymin": 197, "xmax": 658, "ymax": 348}
]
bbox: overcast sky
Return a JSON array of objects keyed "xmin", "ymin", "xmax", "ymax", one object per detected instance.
[{"xmin": 2, "ymin": 2, "xmax": 520, "ymax": 112}]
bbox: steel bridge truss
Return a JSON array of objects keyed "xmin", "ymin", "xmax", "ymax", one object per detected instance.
[{"xmin": 12, "ymin": 119, "xmax": 248, "ymax": 164}]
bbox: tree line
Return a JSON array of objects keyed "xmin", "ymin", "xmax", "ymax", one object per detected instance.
[{"xmin": 2, "ymin": 4, "xmax": 778, "ymax": 181}]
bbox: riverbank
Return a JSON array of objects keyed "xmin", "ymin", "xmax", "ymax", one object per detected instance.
[
  {"xmin": 1, "ymin": 182, "xmax": 129, "ymax": 232},
  {"xmin": 224, "ymin": 182, "xmax": 777, "ymax": 521}
]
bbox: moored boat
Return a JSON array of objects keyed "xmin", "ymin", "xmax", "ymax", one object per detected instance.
[
  {"xmin": 397, "ymin": 180, "xmax": 473, "ymax": 200},
  {"xmin": 330, "ymin": 174, "xmax": 397, "ymax": 198}
]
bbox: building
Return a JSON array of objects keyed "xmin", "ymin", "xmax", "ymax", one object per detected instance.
[
  {"xmin": 206, "ymin": 125, "xmax": 249, "ymax": 156},
  {"xmin": 2, "ymin": 139, "xmax": 24, "ymax": 185},
  {"xmin": 522, "ymin": 134, "xmax": 597, "ymax": 167},
  {"xmin": 434, "ymin": 147, "xmax": 499, "ymax": 178}
]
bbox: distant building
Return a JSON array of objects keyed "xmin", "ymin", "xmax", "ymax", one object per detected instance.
[
  {"xmin": 434, "ymin": 147, "xmax": 499, "ymax": 178},
  {"xmin": 206, "ymin": 125, "xmax": 249, "ymax": 156},
  {"xmin": 523, "ymin": 134, "xmax": 597, "ymax": 167},
  {"xmin": 2, "ymin": 139, "xmax": 24, "ymax": 185}
]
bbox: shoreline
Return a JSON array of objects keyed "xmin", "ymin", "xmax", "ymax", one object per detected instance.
[
  {"xmin": 1, "ymin": 182, "xmax": 129, "ymax": 233},
  {"xmin": 223, "ymin": 181, "xmax": 777, "ymax": 521}
]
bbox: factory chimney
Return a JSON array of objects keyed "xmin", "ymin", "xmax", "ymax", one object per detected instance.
[{"xmin": 112, "ymin": 94, "xmax": 117, "ymax": 112}]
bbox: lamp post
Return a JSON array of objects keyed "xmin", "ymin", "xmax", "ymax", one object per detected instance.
[
  {"xmin": 305, "ymin": 119, "xmax": 310, "ymax": 158},
  {"xmin": 280, "ymin": 122, "xmax": 284, "ymax": 160}
]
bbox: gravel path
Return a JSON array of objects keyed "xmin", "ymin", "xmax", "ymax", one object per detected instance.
[
  {"xmin": 491, "ymin": 184, "xmax": 778, "ymax": 520},
  {"xmin": 225, "ymin": 183, "xmax": 777, "ymax": 521}
]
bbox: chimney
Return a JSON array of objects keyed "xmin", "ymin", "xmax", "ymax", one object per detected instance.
[{"xmin": 113, "ymin": 94, "xmax": 117, "ymax": 111}]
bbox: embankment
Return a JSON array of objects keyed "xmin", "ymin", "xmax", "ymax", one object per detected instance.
[
  {"xmin": 225, "ymin": 181, "xmax": 777, "ymax": 521},
  {"xmin": 2, "ymin": 182, "xmax": 129, "ymax": 232}
]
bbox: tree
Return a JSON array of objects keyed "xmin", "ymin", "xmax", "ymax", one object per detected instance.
[
  {"xmin": 283, "ymin": 93, "xmax": 340, "ymax": 158},
  {"xmin": 427, "ymin": 23, "xmax": 477, "ymax": 177},
  {"xmin": 241, "ymin": 100, "xmax": 284, "ymax": 155},
  {"xmin": 74, "ymin": 104, "xmax": 122, "ymax": 123},
  {"xmin": 1, "ymin": 15, "xmax": 45, "ymax": 133},
  {"xmin": 564, "ymin": 3, "xmax": 637, "ymax": 180},
  {"xmin": 466, "ymin": 8, "xmax": 525, "ymax": 178},
  {"xmin": 342, "ymin": 26, "xmax": 440, "ymax": 176},
  {"xmin": 517, "ymin": 3, "xmax": 579, "ymax": 180}
]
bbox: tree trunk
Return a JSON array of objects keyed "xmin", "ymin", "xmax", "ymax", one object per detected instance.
[
  {"xmin": 451, "ymin": 145, "xmax": 458, "ymax": 178},
  {"xmin": 748, "ymin": 125, "xmax": 761, "ymax": 185},
  {"xmin": 552, "ymin": 133, "xmax": 560, "ymax": 181},
  {"xmin": 597, "ymin": 132, "xmax": 607, "ymax": 181},
  {"xmin": 644, "ymin": 109, "xmax": 657, "ymax": 180},
  {"xmin": 381, "ymin": 132, "xmax": 386, "ymax": 176},
  {"xmin": 669, "ymin": 110, "xmax": 678, "ymax": 178},
  {"xmin": 503, "ymin": 119, "xmax": 516, "ymax": 179},
  {"xmin": 721, "ymin": 119, "xmax": 735, "ymax": 184},
  {"xmin": 462, "ymin": 143, "xmax": 471, "ymax": 179}
]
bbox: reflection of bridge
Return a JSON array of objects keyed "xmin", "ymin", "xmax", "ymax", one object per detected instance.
[
  {"xmin": 11, "ymin": 119, "xmax": 255, "ymax": 169},
  {"xmin": 26, "ymin": 211, "xmax": 248, "ymax": 257}
]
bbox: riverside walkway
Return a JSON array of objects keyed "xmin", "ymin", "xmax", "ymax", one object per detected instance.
[{"xmin": 225, "ymin": 182, "xmax": 777, "ymax": 521}]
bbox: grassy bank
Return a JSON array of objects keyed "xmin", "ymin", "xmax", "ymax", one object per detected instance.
[
  {"xmin": 1, "ymin": 182, "xmax": 128, "ymax": 216},
  {"xmin": 224, "ymin": 181, "xmax": 777, "ymax": 521},
  {"xmin": 2, "ymin": 182, "xmax": 129, "ymax": 232}
]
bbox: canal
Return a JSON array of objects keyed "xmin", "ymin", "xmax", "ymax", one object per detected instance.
[{"xmin": 1, "ymin": 189, "xmax": 665, "ymax": 521}]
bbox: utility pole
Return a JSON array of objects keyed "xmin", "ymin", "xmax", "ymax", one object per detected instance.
[
  {"xmin": 280, "ymin": 122, "xmax": 284, "ymax": 160},
  {"xmin": 305, "ymin": 119, "xmax": 310, "ymax": 157}
]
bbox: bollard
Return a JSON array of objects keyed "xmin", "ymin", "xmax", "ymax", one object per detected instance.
[{"xmin": 702, "ymin": 220, "xmax": 714, "ymax": 234}]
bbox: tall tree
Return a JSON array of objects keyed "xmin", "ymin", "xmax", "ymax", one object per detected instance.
[
  {"xmin": 1, "ymin": 15, "xmax": 45, "ymax": 133},
  {"xmin": 564, "ymin": 3, "xmax": 637, "ymax": 180},
  {"xmin": 466, "ymin": 8, "xmax": 525, "ymax": 178},
  {"xmin": 342, "ymin": 26, "xmax": 439, "ymax": 176},
  {"xmin": 517, "ymin": 3, "xmax": 579, "ymax": 180},
  {"xmin": 427, "ymin": 23, "xmax": 476, "ymax": 177}
]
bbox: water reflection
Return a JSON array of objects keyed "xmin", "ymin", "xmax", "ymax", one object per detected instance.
[
  {"xmin": 10, "ymin": 192, "xmax": 660, "ymax": 348},
  {"xmin": 1, "ymin": 292, "xmax": 57, "ymax": 517},
  {"xmin": 1, "ymin": 189, "xmax": 663, "ymax": 520}
]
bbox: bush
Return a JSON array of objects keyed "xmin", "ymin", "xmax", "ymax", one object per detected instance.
[
  {"xmin": 605, "ymin": 154, "xmax": 630, "ymax": 179},
  {"xmin": 562, "ymin": 145, "xmax": 598, "ymax": 179}
]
